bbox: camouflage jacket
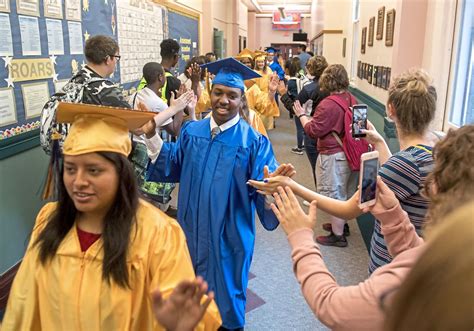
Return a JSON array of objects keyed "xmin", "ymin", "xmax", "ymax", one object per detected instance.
[{"xmin": 73, "ymin": 66, "xmax": 131, "ymax": 108}]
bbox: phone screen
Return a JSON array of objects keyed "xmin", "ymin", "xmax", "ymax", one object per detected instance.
[
  {"xmin": 360, "ymin": 157, "xmax": 378, "ymax": 203},
  {"xmin": 352, "ymin": 105, "xmax": 368, "ymax": 137}
]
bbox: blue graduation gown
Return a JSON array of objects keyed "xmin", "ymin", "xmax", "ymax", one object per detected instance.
[
  {"xmin": 269, "ymin": 61, "xmax": 285, "ymax": 80},
  {"xmin": 146, "ymin": 118, "xmax": 279, "ymax": 328}
]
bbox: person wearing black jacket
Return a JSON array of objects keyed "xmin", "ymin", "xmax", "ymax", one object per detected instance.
[{"xmin": 278, "ymin": 55, "xmax": 329, "ymax": 188}]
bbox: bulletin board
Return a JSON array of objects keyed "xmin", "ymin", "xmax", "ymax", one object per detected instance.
[
  {"xmin": 167, "ymin": 8, "xmax": 199, "ymax": 74},
  {"xmin": 0, "ymin": 0, "xmax": 168, "ymax": 160}
]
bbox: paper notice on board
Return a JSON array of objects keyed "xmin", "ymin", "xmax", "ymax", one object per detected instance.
[
  {"xmin": 0, "ymin": 14, "xmax": 13, "ymax": 56},
  {"xmin": 21, "ymin": 82, "xmax": 50, "ymax": 119},
  {"xmin": 0, "ymin": 88, "xmax": 16, "ymax": 127},
  {"xmin": 18, "ymin": 15, "xmax": 41, "ymax": 56},
  {"xmin": 68, "ymin": 21, "xmax": 83, "ymax": 55},
  {"xmin": 46, "ymin": 19, "xmax": 64, "ymax": 55}
]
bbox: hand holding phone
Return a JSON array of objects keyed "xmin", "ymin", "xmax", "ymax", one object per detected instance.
[
  {"xmin": 359, "ymin": 151, "xmax": 379, "ymax": 208},
  {"xmin": 352, "ymin": 104, "xmax": 368, "ymax": 138}
]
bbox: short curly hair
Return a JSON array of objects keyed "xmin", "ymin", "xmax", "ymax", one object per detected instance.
[
  {"xmin": 319, "ymin": 64, "xmax": 349, "ymax": 92},
  {"xmin": 306, "ymin": 55, "xmax": 328, "ymax": 80},
  {"xmin": 160, "ymin": 39, "xmax": 180, "ymax": 60},
  {"xmin": 388, "ymin": 69, "xmax": 437, "ymax": 135},
  {"xmin": 423, "ymin": 125, "xmax": 474, "ymax": 229},
  {"xmin": 84, "ymin": 35, "xmax": 119, "ymax": 65}
]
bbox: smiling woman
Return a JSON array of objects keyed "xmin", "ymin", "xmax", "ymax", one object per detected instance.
[{"xmin": 1, "ymin": 104, "xmax": 221, "ymax": 331}]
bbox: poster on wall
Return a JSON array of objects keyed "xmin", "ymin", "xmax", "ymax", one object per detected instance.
[
  {"xmin": 167, "ymin": 9, "xmax": 199, "ymax": 73},
  {"xmin": 0, "ymin": 0, "xmax": 10, "ymax": 12},
  {"xmin": 65, "ymin": 0, "xmax": 81, "ymax": 21},
  {"xmin": 0, "ymin": 14, "xmax": 14, "ymax": 56},
  {"xmin": 46, "ymin": 19, "xmax": 65, "ymax": 55},
  {"xmin": 386, "ymin": 9, "xmax": 396, "ymax": 47},
  {"xmin": 68, "ymin": 21, "xmax": 84, "ymax": 55},
  {"xmin": 17, "ymin": 0, "xmax": 40, "ymax": 16},
  {"xmin": 0, "ymin": 88, "xmax": 17, "ymax": 127},
  {"xmin": 44, "ymin": 0, "xmax": 63, "ymax": 19},
  {"xmin": 361, "ymin": 27, "xmax": 367, "ymax": 54},
  {"xmin": 18, "ymin": 15, "xmax": 41, "ymax": 56},
  {"xmin": 21, "ymin": 82, "xmax": 50, "ymax": 119},
  {"xmin": 116, "ymin": 0, "xmax": 164, "ymax": 84}
]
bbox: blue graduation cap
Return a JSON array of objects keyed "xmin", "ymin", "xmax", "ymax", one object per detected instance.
[
  {"xmin": 265, "ymin": 47, "xmax": 279, "ymax": 54},
  {"xmin": 201, "ymin": 57, "xmax": 261, "ymax": 91}
]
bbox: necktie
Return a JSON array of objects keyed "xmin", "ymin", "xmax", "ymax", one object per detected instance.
[{"xmin": 211, "ymin": 126, "xmax": 221, "ymax": 139}]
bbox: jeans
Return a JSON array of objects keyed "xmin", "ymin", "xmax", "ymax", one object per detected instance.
[
  {"xmin": 294, "ymin": 116, "xmax": 304, "ymax": 148},
  {"xmin": 303, "ymin": 134, "xmax": 318, "ymax": 189}
]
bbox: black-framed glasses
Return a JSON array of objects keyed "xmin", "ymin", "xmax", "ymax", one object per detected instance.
[{"xmin": 110, "ymin": 55, "xmax": 121, "ymax": 62}]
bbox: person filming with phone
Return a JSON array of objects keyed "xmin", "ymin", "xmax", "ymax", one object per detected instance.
[{"xmin": 249, "ymin": 68, "xmax": 437, "ymax": 273}]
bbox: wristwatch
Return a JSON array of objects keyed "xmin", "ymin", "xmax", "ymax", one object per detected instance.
[{"xmin": 298, "ymin": 114, "xmax": 307, "ymax": 119}]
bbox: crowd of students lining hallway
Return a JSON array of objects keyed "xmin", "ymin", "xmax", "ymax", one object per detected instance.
[{"xmin": 1, "ymin": 34, "xmax": 473, "ymax": 331}]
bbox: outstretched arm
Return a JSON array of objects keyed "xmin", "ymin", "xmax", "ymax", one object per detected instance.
[{"xmin": 248, "ymin": 176, "xmax": 362, "ymax": 220}]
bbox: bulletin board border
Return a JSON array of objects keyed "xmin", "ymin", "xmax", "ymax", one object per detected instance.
[{"xmin": 0, "ymin": 128, "xmax": 39, "ymax": 160}]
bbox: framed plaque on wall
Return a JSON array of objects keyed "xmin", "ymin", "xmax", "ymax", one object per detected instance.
[
  {"xmin": 361, "ymin": 27, "xmax": 367, "ymax": 54},
  {"xmin": 386, "ymin": 9, "xmax": 396, "ymax": 46},
  {"xmin": 368, "ymin": 17, "xmax": 375, "ymax": 46},
  {"xmin": 377, "ymin": 7, "xmax": 385, "ymax": 40}
]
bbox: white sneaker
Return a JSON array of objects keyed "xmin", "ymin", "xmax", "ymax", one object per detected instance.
[{"xmin": 303, "ymin": 200, "xmax": 310, "ymax": 206}]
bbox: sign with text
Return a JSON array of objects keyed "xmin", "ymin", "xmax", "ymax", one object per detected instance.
[{"xmin": 9, "ymin": 59, "xmax": 54, "ymax": 82}]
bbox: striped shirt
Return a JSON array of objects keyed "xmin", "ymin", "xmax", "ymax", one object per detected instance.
[{"xmin": 368, "ymin": 145, "xmax": 434, "ymax": 274}]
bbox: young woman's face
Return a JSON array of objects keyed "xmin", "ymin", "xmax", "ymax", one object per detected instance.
[
  {"xmin": 63, "ymin": 153, "xmax": 119, "ymax": 216},
  {"xmin": 256, "ymin": 59, "xmax": 265, "ymax": 70}
]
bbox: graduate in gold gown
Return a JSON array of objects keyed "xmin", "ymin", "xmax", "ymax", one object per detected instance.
[
  {"xmin": 2, "ymin": 104, "xmax": 221, "ymax": 331},
  {"xmin": 253, "ymin": 50, "xmax": 279, "ymax": 130}
]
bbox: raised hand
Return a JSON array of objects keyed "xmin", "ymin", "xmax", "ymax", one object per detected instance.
[
  {"xmin": 361, "ymin": 120, "xmax": 384, "ymax": 145},
  {"xmin": 277, "ymin": 80, "xmax": 287, "ymax": 96},
  {"xmin": 361, "ymin": 177, "xmax": 399, "ymax": 216},
  {"xmin": 271, "ymin": 186, "xmax": 318, "ymax": 235},
  {"xmin": 269, "ymin": 73, "xmax": 279, "ymax": 94},
  {"xmin": 189, "ymin": 63, "xmax": 202, "ymax": 83},
  {"xmin": 152, "ymin": 277, "xmax": 214, "ymax": 331},
  {"xmin": 170, "ymin": 90, "xmax": 195, "ymax": 111},
  {"xmin": 293, "ymin": 100, "xmax": 305, "ymax": 117},
  {"xmin": 267, "ymin": 164, "xmax": 296, "ymax": 178}
]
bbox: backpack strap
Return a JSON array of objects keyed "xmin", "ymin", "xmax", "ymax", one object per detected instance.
[{"xmin": 327, "ymin": 93, "xmax": 352, "ymax": 142}]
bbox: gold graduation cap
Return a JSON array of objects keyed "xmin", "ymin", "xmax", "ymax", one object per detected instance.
[
  {"xmin": 253, "ymin": 50, "xmax": 267, "ymax": 61},
  {"xmin": 57, "ymin": 102, "xmax": 155, "ymax": 157},
  {"xmin": 235, "ymin": 48, "xmax": 255, "ymax": 60}
]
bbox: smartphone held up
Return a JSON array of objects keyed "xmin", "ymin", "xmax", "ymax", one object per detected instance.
[
  {"xmin": 352, "ymin": 104, "xmax": 368, "ymax": 138},
  {"xmin": 359, "ymin": 151, "xmax": 379, "ymax": 208}
]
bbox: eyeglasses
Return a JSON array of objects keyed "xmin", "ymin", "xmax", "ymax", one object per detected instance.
[{"xmin": 110, "ymin": 55, "xmax": 121, "ymax": 62}]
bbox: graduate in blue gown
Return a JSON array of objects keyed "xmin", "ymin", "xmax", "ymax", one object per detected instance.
[
  {"xmin": 143, "ymin": 58, "xmax": 292, "ymax": 330},
  {"xmin": 265, "ymin": 47, "xmax": 285, "ymax": 80}
]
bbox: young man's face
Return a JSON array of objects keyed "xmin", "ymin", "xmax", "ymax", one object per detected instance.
[
  {"xmin": 267, "ymin": 53, "xmax": 274, "ymax": 62},
  {"xmin": 210, "ymin": 84, "xmax": 242, "ymax": 125}
]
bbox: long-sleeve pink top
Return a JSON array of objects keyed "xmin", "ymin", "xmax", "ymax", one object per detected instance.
[{"xmin": 288, "ymin": 204, "xmax": 425, "ymax": 330}]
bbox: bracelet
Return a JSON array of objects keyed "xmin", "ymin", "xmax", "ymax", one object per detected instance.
[{"xmin": 298, "ymin": 114, "xmax": 307, "ymax": 119}]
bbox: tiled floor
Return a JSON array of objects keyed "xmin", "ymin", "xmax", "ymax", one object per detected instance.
[{"xmin": 245, "ymin": 114, "xmax": 370, "ymax": 330}]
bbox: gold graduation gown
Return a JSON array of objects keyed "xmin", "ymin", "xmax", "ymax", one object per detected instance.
[
  {"xmin": 252, "ymin": 68, "xmax": 278, "ymax": 130},
  {"xmin": 2, "ymin": 200, "xmax": 221, "ymax": 331}
]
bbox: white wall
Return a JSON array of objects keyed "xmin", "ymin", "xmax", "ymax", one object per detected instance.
[{"xmin": 255, "ymin": 16, "xmax": 312, "ymax": 48}]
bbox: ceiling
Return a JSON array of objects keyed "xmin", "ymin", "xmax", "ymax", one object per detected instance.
[{"xmin": 243, "ymin": 0, "xmax": 313, "ymax": 14}]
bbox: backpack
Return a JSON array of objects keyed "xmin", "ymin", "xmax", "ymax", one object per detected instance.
[
  {"xmin": 327, "ymin": 94, "xmax": 370, "ymax": 171},
  {"xmin": 296, "ymin": 74, "xmax": 311, "ymax": 94},
  {"xmin": 40, "ymin": 75, "xmax": 105, "ymax": 154}
]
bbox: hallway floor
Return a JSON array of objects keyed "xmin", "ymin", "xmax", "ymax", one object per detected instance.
[{"xmin": 245, "ymin": 114, "xmax": 370, "ymax": 330}]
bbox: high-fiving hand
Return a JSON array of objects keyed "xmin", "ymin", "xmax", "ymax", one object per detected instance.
[
  {"xmin": 271, "ymin": 186, "xmax": 318, "ymax": 235},
  {"xmin": 151, "ymin": 277, "xmax": 214, "ymax": 331}
]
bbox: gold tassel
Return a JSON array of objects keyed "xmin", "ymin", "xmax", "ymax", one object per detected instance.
[{"xmin": 42, "ymin": 131, "xmax": 62, "ymax": 200}]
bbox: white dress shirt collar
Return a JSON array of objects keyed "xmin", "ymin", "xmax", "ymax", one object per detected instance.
[{"xmin": 210, "ymin": 113, "xmax": 240, "ymax": 133}]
